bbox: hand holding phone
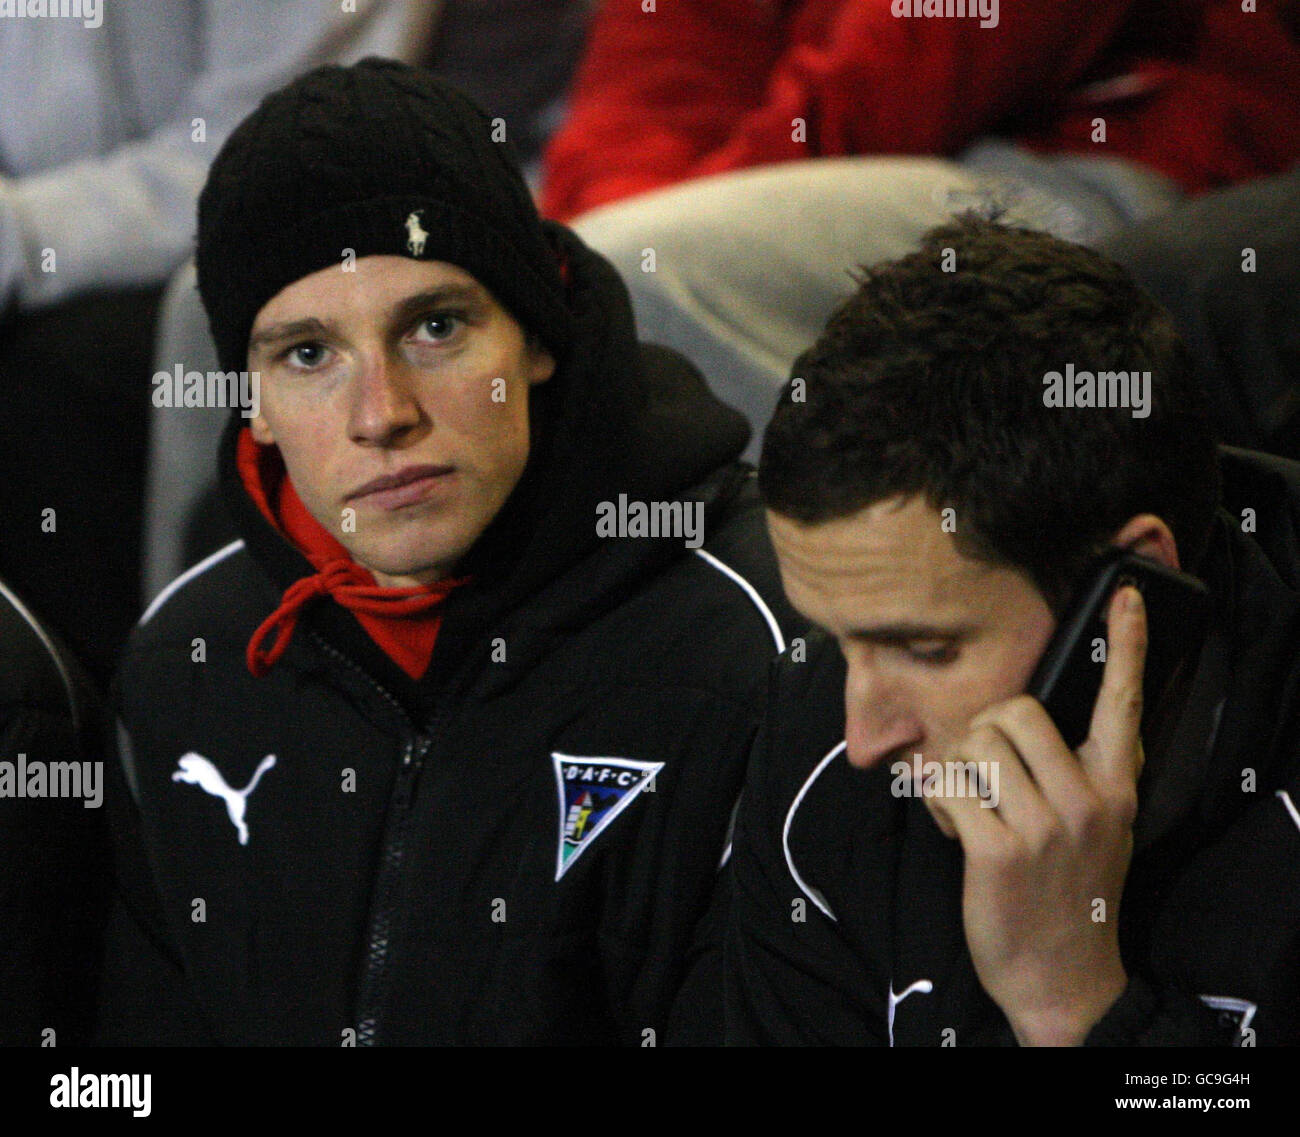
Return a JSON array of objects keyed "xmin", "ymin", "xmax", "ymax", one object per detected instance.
[
  {"xmin": 1025, "ymin": 549, "xmax": 1210, "ymax": 749},
  {"xmin": 931, "ymin": 551, "xmax": 1161, "ymax": 1044}
]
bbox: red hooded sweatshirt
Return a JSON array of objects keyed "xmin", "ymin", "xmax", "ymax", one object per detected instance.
[{"xmin": 542, "ymin": 0, "xmax": 1300, "ymax": 220}]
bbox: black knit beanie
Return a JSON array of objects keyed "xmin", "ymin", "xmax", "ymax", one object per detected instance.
[{"xmin": 196, "ymin": 57, "xmax": 574, "ymax": 374}]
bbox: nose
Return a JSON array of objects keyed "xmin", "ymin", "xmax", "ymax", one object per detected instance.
[
  {"xmin": 347, "ymin": 350, "xmax": 422, "ymax": 445},
  {"xmin": 842, "ymin": 660, "xmax": 923, "ymax": 771}
]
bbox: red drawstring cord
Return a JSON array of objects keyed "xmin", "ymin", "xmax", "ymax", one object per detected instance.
[{"xmin": 246, "ymin": 559, "xmax": 464, "ymax": 677}]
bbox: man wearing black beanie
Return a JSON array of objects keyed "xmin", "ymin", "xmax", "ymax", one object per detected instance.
[{"xmin": 97, "ymin": 58, "xmax": 797, "ymax": 1046}]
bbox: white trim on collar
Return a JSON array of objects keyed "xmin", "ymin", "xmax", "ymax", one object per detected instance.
[{"xmin": 783, "ymin": 740, "xmax": 845, "ymax": 921}]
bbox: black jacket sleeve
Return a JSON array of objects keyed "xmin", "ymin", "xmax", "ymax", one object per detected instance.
[
  {"xmin": 665, "ymin": 812, "xmax": 737, "ymax": 1046},
  {"xmin": 0, "ymin": 588, "xmax": 109, "ymax": 1047},
  {"xmin": 597, "ymin": 692, "xmax": 759, "ymax": 1048},
  {"xmin": 95, "ymin": 720, "xmax": 217, "ymax": 1045},
  {"xmin": 724, "ymin": 676, "xmax": 887, "ymax": 1046},
  {"xmin": 1084, "ymin": 976, "xmax": 1238, "ymax": 1046},
  {"xmin": 1086, "ymin": 754, "xmax": 1300, "ymax": 1047}
]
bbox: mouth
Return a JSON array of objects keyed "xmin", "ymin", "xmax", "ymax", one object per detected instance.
[{"xmin": 346, "ymin": 464, "xmax": 456, "ymax": 510}]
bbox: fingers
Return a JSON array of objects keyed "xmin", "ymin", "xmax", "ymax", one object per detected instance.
[
  {"xmin": 970, "ymin": 695, "xmax": 1087, "ymax": 807},
  {"xmin": 922, "ymin": 722, "xmax": 1031, "ymax": 843},
  {"xmin": 1083, "ymin": 585, "xmax": 1147, "ymax": 786},
  {"xmin": 923, "ymin": 584, "xmax": 1147, "ymax": 848},
  {"xmin": 922, "ymin": 772, "xmax": 1003, "ymax": 845}
]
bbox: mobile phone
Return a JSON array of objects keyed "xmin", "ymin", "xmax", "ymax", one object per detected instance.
[{"xmin": 1025, "ymin": 549, "xmax": 1211, "ymax": 749}]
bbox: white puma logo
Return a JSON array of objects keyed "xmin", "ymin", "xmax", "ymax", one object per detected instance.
[
  {"xmin": 404, "ymin": 210, "xmax": 428, "ymax": 256},
  {"xmin": 172, "ymin": 752, "xmax": 277, "ymax": 846}
]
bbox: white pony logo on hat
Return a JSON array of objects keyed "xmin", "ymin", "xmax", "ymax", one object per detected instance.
[{"xmin": 405, "ymin": 210, "xmax": 428, "ymax": 256}]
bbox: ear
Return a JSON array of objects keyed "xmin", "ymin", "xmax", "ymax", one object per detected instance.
[
  {"xmin": 1111, "ymin": 513, "xmax": 1180, "ymax": 571},
  {"xmin": 524, "ymin": 337, "xmax": 556, "ymax": 387},
  {"xmin": 249, "ymin": 413, "xmax": 276, "ymax": 446}
]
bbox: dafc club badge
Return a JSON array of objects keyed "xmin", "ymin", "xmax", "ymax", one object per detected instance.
[{"xmin": 551, "ymin": 752, "xmax": 664, "ymax": 880}]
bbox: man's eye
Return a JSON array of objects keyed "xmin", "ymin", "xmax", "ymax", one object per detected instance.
[
  {"xmin": 285, "ymin": 342, "xmax": 327, "ymax": 368},
  {"xmin": 411, "ymin": 312, "xmax": 463, "ymax": 343},
  {"xmin": 907, "ymin": 642, "xmax": 958, "ymax": 665}
]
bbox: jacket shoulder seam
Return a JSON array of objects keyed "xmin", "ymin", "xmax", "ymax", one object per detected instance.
[
  {"xmin": 691, "ymin": 547, "xmax": 785, "ymax": 653},
  {"xmin": 139, "ymin": 540, "xmax": 247, "ymax": 627}
]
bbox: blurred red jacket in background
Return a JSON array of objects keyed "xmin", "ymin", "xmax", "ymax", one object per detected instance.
[{"xmin": 542, "ymin": 0, "xmax": 1300, "ymax": 220}]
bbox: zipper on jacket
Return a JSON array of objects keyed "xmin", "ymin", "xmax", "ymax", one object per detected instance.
[
  {"xmin": 308, "ymin": 631, "xmax": 412, "ymax": 724},
  {"xmin": 308, "ymin": 632, "xmax": 485, "ymax": 1043},
  {"xmin": 354, "ymin": 729, "xmax": 433, "ymax": 1046},
  {"xmin": 307, "ymin": 631, "xmax": 430, "ymax": 1046}
]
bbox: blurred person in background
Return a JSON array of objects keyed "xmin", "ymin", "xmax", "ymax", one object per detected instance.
[
  {"xmin": 1099, "ymin": 161, "xmax": 1300, "ymax": 462},
  {"xmin": 542, "ymin": 0, "xmax": 1300, "ymax": 457}
]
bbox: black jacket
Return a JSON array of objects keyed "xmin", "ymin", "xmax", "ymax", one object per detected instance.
[
  {"xmin": 99, "ymin": 225, "xmax": 797, "ymax": 1046},
  {"xmin": 726, "ymin": 447, "xmax": 1300, "ymax": 1046},
  {"xmin": 0, "ymin": 578, "xmax": 108, "ymax": 1046}
]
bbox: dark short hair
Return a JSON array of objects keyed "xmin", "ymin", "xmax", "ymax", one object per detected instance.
[{"xmin": 759, "ymin": 216, "xmax": 1222, "ymax": 614}]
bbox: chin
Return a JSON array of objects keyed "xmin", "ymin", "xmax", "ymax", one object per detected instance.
[
  {"xmin": 357, "ymin": 514, "xmax": 477, "ymax": 572},
  {"xmin": 365, "ymin": 555, "xmax": 454, "ymax": 584},
  {"xmin": 357, "ymin": 538, "xmax": 469, "ymax": 584}
]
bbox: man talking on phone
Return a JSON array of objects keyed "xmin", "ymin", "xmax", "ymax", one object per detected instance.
[{"xmin": 727, "ymin": 216, "xmax": 1300, "ymax": 1046}]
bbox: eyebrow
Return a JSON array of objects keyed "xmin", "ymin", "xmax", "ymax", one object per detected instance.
[
  {"xmin": 248, "ymin": 317, "xmax": 333, "ymax": 354},
  {"xmin": 247, "ymin": 284, "xmax": 490, "ymax": 355},
  {"xmin": 842, "ymin": 622, "xmax": 973, "ymax": 644},
  {"xmin": 387, "ymin": 284, "xmax": 488, "ymax": 329}
]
